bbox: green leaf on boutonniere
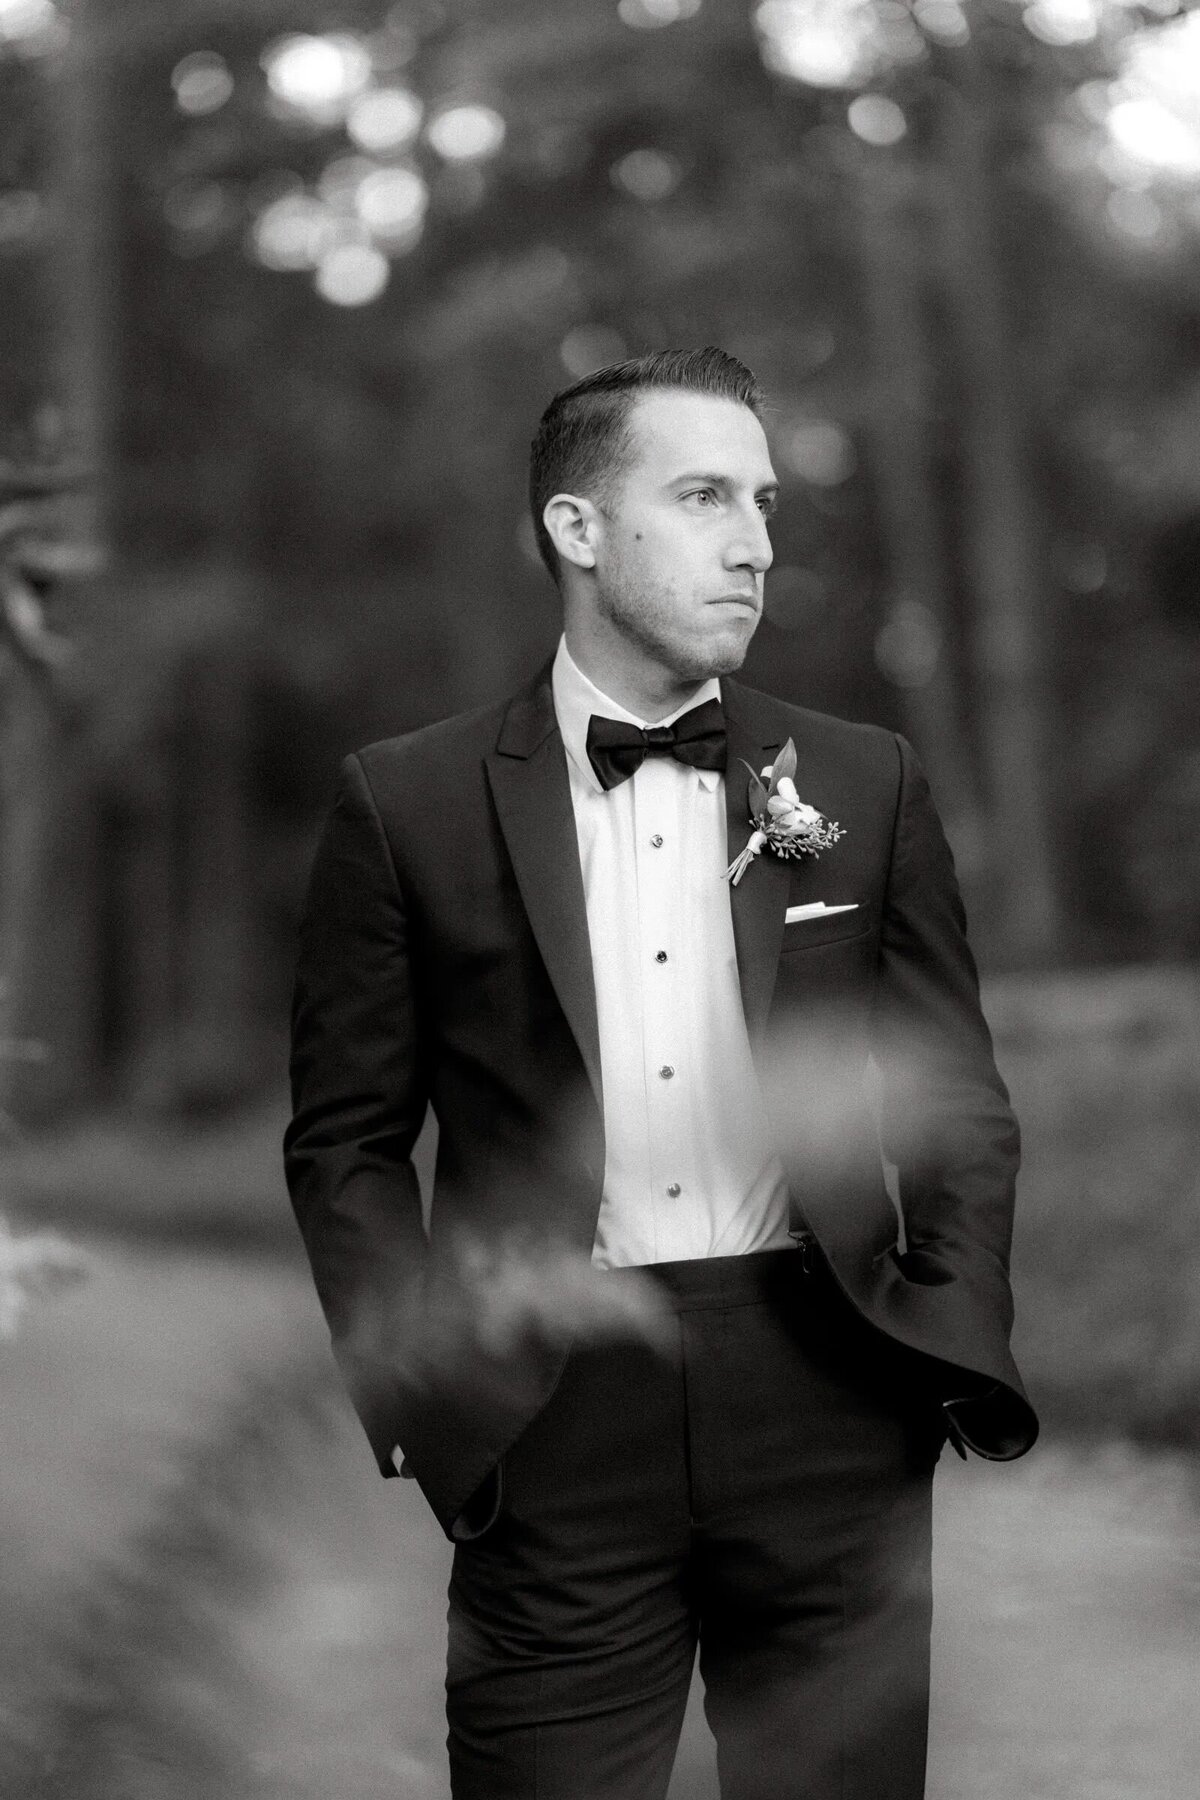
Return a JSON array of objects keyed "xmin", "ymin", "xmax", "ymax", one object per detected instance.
[
  {"xmin": 739, "ymin": 758, "xmax": 768, "ymax": 817},
  {"xmin": 773, "ymin": 740, "xmax": 797, "ymax": 786}
]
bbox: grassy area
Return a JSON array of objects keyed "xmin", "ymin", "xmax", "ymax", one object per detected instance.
[
  {"xmin": 2, "ymin": 1103, "xmax": 299, "ymax": 1249},
  {"xmin": 989, "ymin": 965, "xmax": 1200, "ymax": 1447}
]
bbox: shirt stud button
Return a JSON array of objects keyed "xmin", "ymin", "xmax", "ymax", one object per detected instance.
[
  {"xmin": 650, "ymin": 833, "xmax": 664, "ymax": 848},
  {"xmin": 655, "ymin": 950, "xmax": 668, "ymax": 963},
  {"xmin": 666, "ymin": 1183, "xmax": 682, "ymax": 1198},
  {"xmin": 659, "ymin": 1064, "xmax": 674, "ymax": 1080}
]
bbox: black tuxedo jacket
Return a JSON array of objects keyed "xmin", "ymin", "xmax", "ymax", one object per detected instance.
[{"xmin": 285, "ymin": 664, "xmax": 1037, "ymax": 1538}]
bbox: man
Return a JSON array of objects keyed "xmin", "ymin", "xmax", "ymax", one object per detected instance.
[{"xmin": 285, "ymin": 347, "xmax": 1037, "ymax": 1800}]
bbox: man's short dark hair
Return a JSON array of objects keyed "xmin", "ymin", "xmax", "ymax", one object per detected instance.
[{"xmin": 528, "ymin": 346, "xmax": 766, "ymax": 583}]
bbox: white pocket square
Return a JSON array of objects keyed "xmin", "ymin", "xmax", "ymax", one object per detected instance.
[{"xmin": 785, "ymin": 902, "xmax": 859, "ymax": 924}]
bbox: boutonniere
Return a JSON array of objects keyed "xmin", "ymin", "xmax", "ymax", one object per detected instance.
[{"xmin": 724, "ymin": 738, "xmax": 844, "ymax": 886}]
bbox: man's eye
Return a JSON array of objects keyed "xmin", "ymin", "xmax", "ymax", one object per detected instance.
[
  {"xmin": 757, "ymin": 497, "xmax": 778, "ymax": 517},
  {"xmin": 684, "ymin": 488, "xmax": 717, "ymax": 506}
]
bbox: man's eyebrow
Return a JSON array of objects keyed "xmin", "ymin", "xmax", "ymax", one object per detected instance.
[{"xmin": 665, "ymin": 472, "xmax": 780, "ymax": 493}]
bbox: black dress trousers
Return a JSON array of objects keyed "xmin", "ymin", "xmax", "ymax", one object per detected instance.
[{"xmin": 445, "ymin": 1246, "xmax": 946, "ymax": 1800}]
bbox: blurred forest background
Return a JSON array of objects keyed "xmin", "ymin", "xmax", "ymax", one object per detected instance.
[{"xmin": 2, "ymin": 2, "xmax": 1200, "ymax": 1796}]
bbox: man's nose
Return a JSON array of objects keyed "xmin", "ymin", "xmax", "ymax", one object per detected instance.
[{"xmin": 725, "ymin": 503, "xmax": 773, "ymax": 575}]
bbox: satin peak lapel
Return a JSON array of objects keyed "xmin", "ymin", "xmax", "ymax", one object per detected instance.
[
  {"xmin": 485, "ymin": 674, "xmax": 603, "ymax": 1108},
  {"xmin": 724, "ymin": 696, "xmax": 790, "ymax": 1048}
]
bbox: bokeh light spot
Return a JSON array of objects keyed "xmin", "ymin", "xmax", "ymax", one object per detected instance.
[
  {"xmin": 171, "ymin": 51, "xmax": 233, "ymax": 116},
  {"xmin": 913, "ymin": 0, "xmax": 968, "ymax": 47},
  {"xmin": 262, "ymin": 33, "xmax": 371, "ymax": 122},
  {"xmin": 611, "ymin": 148, "xmax": 682, "ymax": 202},
  {"xmin": 251, "ymin": 192, "xmax": 338, "ymax": 271},
  {"xmin": 1022, "ymin": 0, "xmax": 1099, "ymax": 49},
  {"xmin": 1106, "ymin": 187, "xmax": 1164, "ymax": 241},
  {"xmin": 0, "ymin": 0, "xmax": 62, "ymax": 50},
  {"xmin": 617, "ymin": 0, "xmax": 702, "ymax": 28},
  {"xmin": 756, "ymin": 0, "xmax": 922, "ymax": 90},
  {"xmin": 0, "ymin": 189, "xmax": 42, "ymax": 245},
  {"xmin": 315, "ymin": 242, "xmax": 390, "ymax": 306},
  {"xmin": 1108, "ymin": 99, "xmax": 1200, "ymax": 180},
  {"xmin": 875, "ymin": 601, "xmax": 940, "ymax": 688},
  {"xmin": 354, "ymin": 165, "xmax": 428, "ymax": 248},
  {"xmin": 1057, "ymin": 539, "xmax": 1107, "ymax": 595},
  {"xmin": 781, "ymin": 419, "xmax": 856, "ymax": 487},
  {"xmin": 347, "ymin": 87, "xmax": 424, "ymax": 155},
  {"xmin": 560, "ymin": 325, "xmax": 628, "ymax": 379},
  {"xmin": 370, "ymin": 10, "xmax": 419, "ymax": 70},
  {"xmin": 757, "ymin": 3, "xmax": 863, "ymax": 89},
  {"xmin": 318, "ymin": 155, "xmax": 375, "ymax": 207},
  {"xmin": 847, "ymin": 94, "xmax": 907, "ymax": 147},
  {"xmin": 1074, "ymin": 81, "xmax": 1113, "ymax": 127},
  {"xmin": 427, "ymin": 105, "xmax": 506, "ymax": 161},
  {"xmin": 163, "ymin": 179, "xmax": 233, "ymax": 249}
]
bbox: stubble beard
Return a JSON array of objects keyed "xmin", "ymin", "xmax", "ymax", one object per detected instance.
[{"xmin": 595, "ymin": 570, "xmax": 756, "ymax": 685}]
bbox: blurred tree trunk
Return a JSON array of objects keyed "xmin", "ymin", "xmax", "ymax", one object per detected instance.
[
  {"xmin": 175, "ymin": 631, "xmax": 256, "ymax": 1110},
  {"xmin": 4, "ymin": 0, "xmax": 119, "ymax": 1117},
  {"xmin": 54, "ymin": 0, "xmax": 116, "ymax": 547},
  {"xmin": 932, "ymin": 49, "xmax": 1061, "ymax": 966},
  {"xmin": 0, "ymin": 672, "xmax": 52, "ymax": 1128},
  {"xmin": 116, "ymin": 744, "xmax": 178, "ymax": 1109},
  {"xmin": 0, "ymin": 645, "xmax": 99, "ymax": 1122},
  {"xmin": 854, "ymin": 147, "xmax": 986, "ymax": 896}
]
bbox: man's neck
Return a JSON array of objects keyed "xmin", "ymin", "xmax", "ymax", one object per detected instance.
[{"xmin": 562, "ymin": 624, "xmax": 708, "ymax": 725}]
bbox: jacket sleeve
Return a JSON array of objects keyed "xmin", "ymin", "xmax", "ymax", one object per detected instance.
[
  {"xmin": 283, "ymin": 752, "xmax": 429, "ymax": 1476},
  {"xmin": 871, "ymin": 734, "xmax": 1021, "ymax": 1304}
]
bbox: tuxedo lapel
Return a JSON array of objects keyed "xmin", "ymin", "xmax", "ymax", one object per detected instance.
[
  {"xmin": 723, "ymin": 686, "xmax": 790, "ymax": 1049},
  {"xmin": 485, "ymin": 669, "xmax": 603, "ymax": 1108}
]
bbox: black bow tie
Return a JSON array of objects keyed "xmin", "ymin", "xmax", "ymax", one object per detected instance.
[{"xmin": 585, "ymin": 698, "xmax": 727, "ymax": 792}]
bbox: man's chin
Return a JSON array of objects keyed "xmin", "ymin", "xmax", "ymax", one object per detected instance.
[{"xmin": 676, "ymin": 629, "xmax": 754, "ymax": 682}]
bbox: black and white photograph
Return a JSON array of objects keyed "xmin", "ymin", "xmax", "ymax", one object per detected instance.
[{"xmin": 2, "ymin": 2, "xmax": 1198, "ymax": 1796}]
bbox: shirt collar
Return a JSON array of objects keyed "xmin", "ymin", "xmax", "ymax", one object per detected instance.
[{"xmin": 551, "ymin": 635, "xmax": 722, "ymax": 797}]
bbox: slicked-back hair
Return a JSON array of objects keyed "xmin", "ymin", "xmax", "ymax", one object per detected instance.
[{"xmin": 528, "ymin": 346, "xmax": 766, "ymax": 583}]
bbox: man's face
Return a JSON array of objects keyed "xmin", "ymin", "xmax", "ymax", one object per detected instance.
[{"xmin": 592, "ymin": 388, "xmax": 777, "ymax": 683}]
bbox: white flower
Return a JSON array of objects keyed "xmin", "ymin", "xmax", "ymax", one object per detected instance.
[{"xmin": 766, "ymin": 794, "xmax": 820, "ymax": 834}]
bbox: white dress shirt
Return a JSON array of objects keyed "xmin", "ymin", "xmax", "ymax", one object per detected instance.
[{"xmin": 551, "ymin": 637, "xmax": 792, "ymax": 1268}]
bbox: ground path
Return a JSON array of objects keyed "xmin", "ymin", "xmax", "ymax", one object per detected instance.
[
  {"xmin": 3, "ymin": 1231, "xmax": 1197, "ymax": 1799},
  {"xmin": 0, "ymin": 1232, "xmax": 317, "ymax": 1791}
]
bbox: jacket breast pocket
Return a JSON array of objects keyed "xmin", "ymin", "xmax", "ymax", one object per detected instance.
[{"xmin": 780, "ymin": 917, "xmax": 873, "ymax": 953}]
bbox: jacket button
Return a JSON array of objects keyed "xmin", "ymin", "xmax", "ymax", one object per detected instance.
[
  {"xmin": 650, "ymin": 834, "xmax": 664, "ymax": 848},
  {"xmin": 659, "ymin": 1064, "xmax": 674, "ymax": 1079},
  {"xmin": 666, "ymin": 1183, "xmax": 681, "ymax": 1198},
  {"xmin": 655, "ymin": 950, "xmax": 668, "ymax": 963}
]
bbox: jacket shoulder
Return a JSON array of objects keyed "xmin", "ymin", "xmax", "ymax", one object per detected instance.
[
  {"xmin": 342, "ymin": 664, "xmax": 554, "ymax": 842},
  {"xmin": 353, "ymin": 694, "xmax": 510, "ymax": 781},
  {"xmin": 724, "ymin": 680, "xmax": 899, "ymax": 770}
]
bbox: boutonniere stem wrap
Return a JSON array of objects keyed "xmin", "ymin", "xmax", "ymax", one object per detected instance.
[{"xmin": 724, "ymin": 738, "xmax": 844, "ymax": 886}]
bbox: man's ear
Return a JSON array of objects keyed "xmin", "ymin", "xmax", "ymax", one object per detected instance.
[{"xmin": 543, "ymin": 493, "xmax": 599, "ymax": 572}]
